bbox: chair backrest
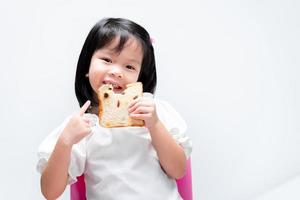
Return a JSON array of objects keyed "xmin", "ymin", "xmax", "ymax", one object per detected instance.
[{"xmin": 71, "ymin": 158, "xmax": 193, "ymax": 200}]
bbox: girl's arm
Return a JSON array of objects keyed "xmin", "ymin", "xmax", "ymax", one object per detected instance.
[
  {"xmin": 147, "ymin": 120, "xmax": 186, "ymax": 179},
  {"xmin": 128, "ymin": 98, "xmax": 186, "ymax": 179},
  {"xmin": 40, "ymin": 138, "xmax": 72, "ymax": 199},
  {"xmin": 40, "ymin": 101, "xmax": 91, "ymax": 199}
]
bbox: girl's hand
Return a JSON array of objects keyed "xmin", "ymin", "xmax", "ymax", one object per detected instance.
[
  {"xmin": 59, "ymin": 101, "xmax": 92, "ymax": 146},
  {"xmin": 128, "ymin": 97, "xmax": 159, "ymax": 129}
]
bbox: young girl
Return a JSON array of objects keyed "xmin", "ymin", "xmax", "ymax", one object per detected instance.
[{"xmin": 37, "ymin": 17, "xmax": 192, "ymax": 200}]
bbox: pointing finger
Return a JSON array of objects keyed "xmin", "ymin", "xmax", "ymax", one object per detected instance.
[{"xmin": 78, "ymin": 100, "xmax": 91, "ymax": 116}]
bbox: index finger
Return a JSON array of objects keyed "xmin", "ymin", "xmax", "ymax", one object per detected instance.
[{"xmin": 78, "ymin": 100, "xmax": 91, "ymax": 116}]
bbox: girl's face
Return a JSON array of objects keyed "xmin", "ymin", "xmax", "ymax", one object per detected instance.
[{"xmin": 88, "ymin": 37, "xmax": 143, "ymax": 95}]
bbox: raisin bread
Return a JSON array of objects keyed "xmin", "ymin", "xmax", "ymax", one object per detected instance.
[{"xmin": 97, "ymin": 82, "xmax": 144, "ymax": 127}]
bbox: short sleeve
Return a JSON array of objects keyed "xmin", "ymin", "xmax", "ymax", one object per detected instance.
[
  {"xmin": 155, "ymin": 99, "xmax": 192, "ymax": 159},
  {"xmin": 36, "ymin": 116, "xmax": 87, "ymax": 185}
]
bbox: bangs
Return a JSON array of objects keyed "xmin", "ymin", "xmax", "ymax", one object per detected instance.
[{"xmin": 95, "ymin": 25, "xmax": 133, "ymax": 53}]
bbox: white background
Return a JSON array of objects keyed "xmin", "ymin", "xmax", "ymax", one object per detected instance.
[{"xmin": 0, "ymin": 0, "xmax": 299, "ymax": 199}]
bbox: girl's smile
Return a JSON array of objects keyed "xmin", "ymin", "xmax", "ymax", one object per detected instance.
[{"xmin": 102, "ymin": 79, "xmax": 123, "ymax": 92}]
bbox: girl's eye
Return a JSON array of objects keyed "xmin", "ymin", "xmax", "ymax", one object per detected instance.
[
  {"xmin": 126, "ymin": 65, "xmax": 135, "ymax": 70},
  {"xmin": 102, "ymin": 58, "xmax": 112, "ymax": 63}
]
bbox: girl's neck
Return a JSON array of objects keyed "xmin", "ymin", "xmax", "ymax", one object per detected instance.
[
  {"xmin": 88, "ymin": 94, "xmax": 99, "ymax": 115},
  {"xmin": 87, "ymin": 102, "xmax": 99, "ymax": 115},
  {"xmin": 88, "ymin": 104, "xmax": 99, "ymax": 115}
]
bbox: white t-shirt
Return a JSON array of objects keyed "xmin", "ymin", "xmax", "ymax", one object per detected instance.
[{"xmin": 37, "ymin": 98, "xmax": 192, "ymax": 200}]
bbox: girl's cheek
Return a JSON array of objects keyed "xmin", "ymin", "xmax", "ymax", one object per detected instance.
[{"xmin": 88, "ymin": 77, "xmax": 98, "ymax": 92}]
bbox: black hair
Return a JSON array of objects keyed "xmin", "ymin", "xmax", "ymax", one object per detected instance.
[{"xmin": 75, "ymin": 18, "xmax": 157, "ymax": 107}]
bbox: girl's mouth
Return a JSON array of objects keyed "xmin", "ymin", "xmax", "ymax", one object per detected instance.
[{"xmin": 102, "ymin": 81, "xmax": 123, "ymax": 93}]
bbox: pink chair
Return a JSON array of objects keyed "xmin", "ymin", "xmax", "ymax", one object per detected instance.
[{"xmin": 71, "ymin": 159, "xmax": 193, "ymax": 200}]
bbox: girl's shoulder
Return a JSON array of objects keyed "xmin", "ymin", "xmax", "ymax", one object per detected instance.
[
  {"xmin": 152, "ymin": 97, "xmax": 182, "ymax": 117},
  {"xmin": 152, "ymin": 96, "xmax": 187, "ymax": 129},
  {"xmin": 144, "ymin": 92, "xmax": 178, "ymax": 113}
]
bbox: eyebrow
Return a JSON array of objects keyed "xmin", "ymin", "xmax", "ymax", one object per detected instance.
[
  {"xmin": 127, "ymin": 58, "xmax": 141, "ymax": 65},
  {"xmin": 97, "ymin": 49, "xmax": 115, "ymax": 54}
]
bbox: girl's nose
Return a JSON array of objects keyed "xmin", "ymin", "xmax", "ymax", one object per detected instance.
[{"xmin": 108, "ymin": 66, "xmax": 123, "ymax": 78}]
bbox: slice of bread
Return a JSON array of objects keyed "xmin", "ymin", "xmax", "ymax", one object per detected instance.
[{"xmin": 97, "ymin": 82, "xmax": 144, "ymax": 128}]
